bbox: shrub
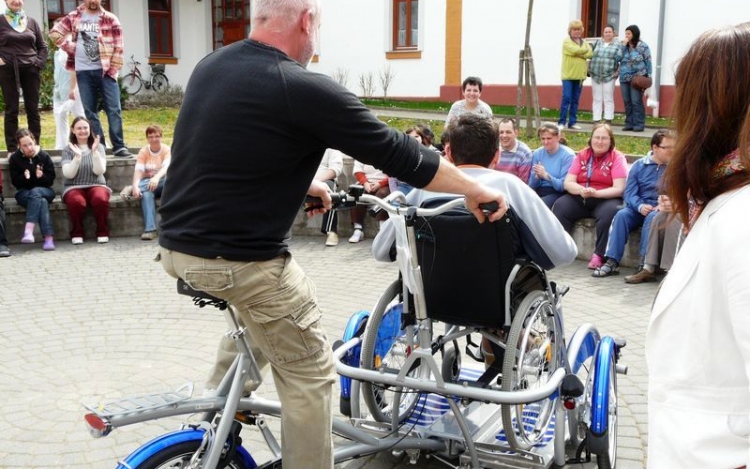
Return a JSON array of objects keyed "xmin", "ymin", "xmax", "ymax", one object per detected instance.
[{"xmin": 126, "ymin": 85, "xmax": 184, "ymax": 109}]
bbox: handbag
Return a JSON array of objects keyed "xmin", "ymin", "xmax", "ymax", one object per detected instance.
[{"xmin": 631, "ymin": 75, "xmax": 652, "ymax": 91}]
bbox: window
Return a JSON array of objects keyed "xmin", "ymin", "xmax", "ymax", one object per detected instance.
[
  {"xmin": 212, "ymin": 0, "xmax": 251, "ymax": 49},
  {"xmin": 47, "ymin": 0, "xmax": 110, "ymax": 24},
  {"xmin": 392, "ymin": 0, "xmax": 418, "ymax": 50},
  {"xmin": 148, "ymin": 0, "xmax": 173, "ymax": 57},
  {"xmin": 581, "ymin": 0, "xmax": 621, "ymax": 38}
]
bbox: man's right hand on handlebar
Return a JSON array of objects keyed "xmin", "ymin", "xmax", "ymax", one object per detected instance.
[
  {"xmin": 305, "ymin": 180, "xmax": 333, "ymax": 217},
  {"xmin": 465, "ymin": 185, "xmax": 509, "ymax": 223}
]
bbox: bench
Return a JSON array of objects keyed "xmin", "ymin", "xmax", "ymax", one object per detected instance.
[{"xmin": 1, "ymin": 154, "xmax": 643, "ymax": 266}]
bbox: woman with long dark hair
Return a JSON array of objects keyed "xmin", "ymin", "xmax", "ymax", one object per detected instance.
[
  {"xmin": 618, "ymin": 25, "xmax": 652, "ymax": 132},
  {"xmin": 646, "ymin": 23, "xmax": 750, "ymax": 468}
]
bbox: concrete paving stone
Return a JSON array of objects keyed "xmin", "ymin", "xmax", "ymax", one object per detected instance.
[{"xmin": 618, "ymin": 436, "xmax": 646, "ymax": 449}]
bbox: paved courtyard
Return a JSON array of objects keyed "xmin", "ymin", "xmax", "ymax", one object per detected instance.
[{"xmin": 0, "ymin": 235, "xmax": 656, "ymax": 468}]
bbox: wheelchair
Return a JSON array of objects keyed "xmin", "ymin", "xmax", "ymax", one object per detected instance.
[{"xmin": 336, "ymin": 192, "xmax": 625, "ymax": 468}]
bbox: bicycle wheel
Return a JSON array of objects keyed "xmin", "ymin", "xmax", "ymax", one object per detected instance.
[
  {"xmin": 122, "ymin": 72, "xmax": 143, "ymax": 95},
  {"xmin": 152, "ymin": 72, "xmax": 169, "ymax": 92},
  {"xmin": 591, "ymin": 339, "xmax": 618, "ymax": 469},
  {"xmin": 360, "ymin": 279, "xmax": 423, "ymax": 423},
  {"xmin": 501, "ymin": 290, "xmax": 560, "ymax": 451},
  {"xmin": 131, "ymin": 440, "xmax": 254, "ymax": 469}
]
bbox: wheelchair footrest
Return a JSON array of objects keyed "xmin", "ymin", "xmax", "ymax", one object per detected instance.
[{"xmin": 84, "ymin": 383, "xmax": 194, "ymax": 418}]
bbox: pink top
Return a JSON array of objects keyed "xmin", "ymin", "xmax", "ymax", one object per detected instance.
[{"xmin": 568, "ymin": 148, "xmax": 628, "ymax": 190}]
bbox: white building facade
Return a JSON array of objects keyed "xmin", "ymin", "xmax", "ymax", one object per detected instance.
[{"xmin": 12, "ymin": 0, "xmax": 750, "ymax": 116}]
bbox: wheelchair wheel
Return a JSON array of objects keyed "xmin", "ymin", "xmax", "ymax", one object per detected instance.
[
  {"xmin": 501, "ymin": 290, "xmax": 560, "ymax": 451},
  {"xmin": 441, "ymin": 342, "xmax": 461, "ymax": 383},
  {"xmin": 360, "ymin": 279, "xmax": 423, "ymax": 423}
]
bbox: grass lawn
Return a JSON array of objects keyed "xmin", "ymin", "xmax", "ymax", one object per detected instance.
[{"xmin": 16, "ymin": 104, "xmax": 651, "ymax": 156}]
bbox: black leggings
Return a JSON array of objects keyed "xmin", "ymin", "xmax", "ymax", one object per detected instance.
[
  {"xmin": 0, "ymin": 64, "xmax": 41, "ymax": 152},
  {"xmin": 552, "ymin": 194, "xmax": 622, "ymax": 257}
]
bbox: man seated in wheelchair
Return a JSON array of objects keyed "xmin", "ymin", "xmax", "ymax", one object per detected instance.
[{"xmin": 372, "ymin": 114, "xmax": 577, "ymax": 367}]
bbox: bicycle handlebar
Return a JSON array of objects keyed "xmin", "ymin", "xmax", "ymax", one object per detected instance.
[{"xmin": 304, "ymin": 185, "xmax": 500, "ymax": 217}]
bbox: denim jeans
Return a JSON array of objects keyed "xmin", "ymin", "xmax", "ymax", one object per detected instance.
[
  {"xmin": 604, "ymin": 207, "xmax": 659, "ymax": 263},
  {"xmin": 76, "ymin": 70, "xmax": 126, "ymax": 151},
  {"xmin": 558, "ymin": 79, "xmax": 583, "ymax": 127},
  {"xmin": 621, "ymin": 82, "xmax": 646, "ymax": 130},
  {"xmin": 138, "ymin": 178, "xmax": 165, "ymax": 232},
  {"xmin": 159, "ymin": 248, "xmax": 335, "ymax": 468},
  {"xmin": 15, "ymin": 187, "xmax": 55, "ymax": 236}
]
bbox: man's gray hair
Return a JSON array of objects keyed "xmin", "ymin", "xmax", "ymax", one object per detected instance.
[{"xmin": 252, "ymin": 0, "xmax": 320, "ymax": 31}]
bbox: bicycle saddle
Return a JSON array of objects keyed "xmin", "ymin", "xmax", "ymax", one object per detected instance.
[{"xmin": 176, "ymin": 278, "xmax": 225, "ymax": 303}]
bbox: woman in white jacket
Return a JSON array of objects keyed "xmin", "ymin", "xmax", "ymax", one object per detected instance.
[{"xmin": 646, "ymin": 23, "xmax": 750, "ymax": 469}]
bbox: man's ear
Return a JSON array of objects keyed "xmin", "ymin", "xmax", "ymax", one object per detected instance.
[
  {"xmin": 489, "ymin": 148, "xmax": 500, "ymax": 169},
  {"xmin": 444, "ymin": 143, "xmax": 454, "ymax": 163},
  {"xmin": 301, "ymin": 8, "xmax": 315, "ymax": 34}
]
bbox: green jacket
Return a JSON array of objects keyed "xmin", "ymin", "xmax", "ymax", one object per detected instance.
[{"xmin": 561, "ymin": 37, "xmax": 593, "ymax": 80}]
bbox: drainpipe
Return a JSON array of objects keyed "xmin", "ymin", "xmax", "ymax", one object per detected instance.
[{"xmin": 647, "ymin": 0, "xmax": 667, "ymax": 117}]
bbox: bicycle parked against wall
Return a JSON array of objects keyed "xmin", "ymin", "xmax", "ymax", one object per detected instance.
[{"xmin": 122, "ymin": 55, "xmax": 169, "ymax": 95}]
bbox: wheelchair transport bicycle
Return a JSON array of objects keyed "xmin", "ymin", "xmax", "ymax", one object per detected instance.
[{"xmin": 81, "ymin": 187, "xmax": 626, "ymax": 469}]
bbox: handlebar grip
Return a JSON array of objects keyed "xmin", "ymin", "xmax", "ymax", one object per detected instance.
[
  {"xmin": 304, "ymin": 191, "xmax": 347, "ymax": 212},
  {"xmin": 479, "ymin": 201, "xmax": 499, "ymax": 212}
]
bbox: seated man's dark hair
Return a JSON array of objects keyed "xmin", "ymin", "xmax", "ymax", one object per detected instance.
[
  {"xmin": 445, "ymin": 114, "xmax": 498, "ymax": 167},
  {"xmin": 650, "ymin": 129, "xmax": 675, "ymax": 147}
]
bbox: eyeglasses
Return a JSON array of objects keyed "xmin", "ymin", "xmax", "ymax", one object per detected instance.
[{"xmin": 592, "ymin": 136, "xmax": 611, "ymax": 141}]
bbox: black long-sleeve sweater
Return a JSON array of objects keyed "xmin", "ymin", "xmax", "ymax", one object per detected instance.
[
  {"xmin": 159, "ymin": 39, "xmax": 440, "ymax": 261},
  {"xmin": 8, "ymin": 148, "xmax": 56, "ymax": 191}
]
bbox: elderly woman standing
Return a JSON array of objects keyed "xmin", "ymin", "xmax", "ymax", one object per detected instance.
[
  {"xmin": 557, "ymin": 20, "xmax": 593, "ymax": 130},
  {"xmin": 619, "ymin": 25, "xmax": 652, "ymax": 132},
  {"xmin": 0, "ymin": 0, "xmax": 47, "ymax": 152},
  {"xmin": 590, "ymin": 25, "xmax": 622, "ymax": 125}
]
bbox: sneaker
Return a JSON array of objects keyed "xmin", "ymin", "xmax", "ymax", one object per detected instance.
[
  {"xmin": 21, "ymin": 232, "xmax": 35, "ymax": 244},
  {"xmin": 141, "ymin": 231, "xmax": 158, "ymax": 241},
  {"xmin": 113, "ymin": 148, "xmax": 132, "ymax": 157},
  {"xmin": 624, "ymin": 268, "xmax": 657, "ymax": 284},
  {"xmin": 592, "ymin": 258, "xmax": 619, "ymax": 277},
  {"xmin": 97, "ymin": 236, "xmax": 109, "ymax": 244},
  {"xmin": 43, "ymin": 238, "xmax": 55, "ymax": 251},
  {"xmin": 325, "ymin": 231, "xmax": 339, "ymax": 246},
  {"xmin": 0, "ymin": 245, "xmax": 11, "ymax": 257},
  {"xmin": 622, "ymin": 126, "xmax": 634, "ymax": 131},
  {"xmin": 71, "ymin": 237, "xmax": 84, "ymax": 245},
  {"xmin": 568, "ymin": 124, "xmax": 583, "ymax": 130},
  {"xmin": 348, "ymin": 229, "xmax": 364, "ymax": 243},
  {"xmin": 556, "ymin": 124, "xmax": 565, "ymax": 131},
  {"xmin": 587, "ymin": 253, "xmax": 604, "ymax": 270}
]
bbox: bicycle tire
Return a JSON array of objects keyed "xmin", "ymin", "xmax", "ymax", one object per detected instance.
[
  {"xmin": 130, "ymin": 440, "xmax": 254, "ymax": 469},
  {"xmin": 593, "ymin": 342, "xmax": 618, "ymax": 469},
  {"xmin": 360, "ymin": 279, "xmax": 422, "ymax": 423},
  {"xmin": 123, "ymin": 72, "xmax": 143, "ymax": 95},
  {"xmin": 501, "ymin": 290, "xmax": 560, "ymax": 451},
  {"xmin": 151, "ymin": 72, "xmax": 169, "ymax": 92}
]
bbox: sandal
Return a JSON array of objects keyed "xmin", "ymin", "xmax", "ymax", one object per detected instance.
[{"xmin": 592, "ymin": 258, "xmax": 619, "ymax": 277}]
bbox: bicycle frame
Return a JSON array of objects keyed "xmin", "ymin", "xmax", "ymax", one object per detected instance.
[{"xmin": 84, "ymin": 192, "xmax": 625, "ymax": 469}]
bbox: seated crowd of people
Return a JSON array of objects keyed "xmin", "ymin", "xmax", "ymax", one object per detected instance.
[
  {"xmin": 344, "ymin": 80, "xmax": 680, "ymax": 285},
  {"xmin": 0, "ymin": 122, "xmax": 170, "ymax": 257},
  {"xmin": 0, "ymin": 75, "xmax": 677, "ymax": 285}
]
